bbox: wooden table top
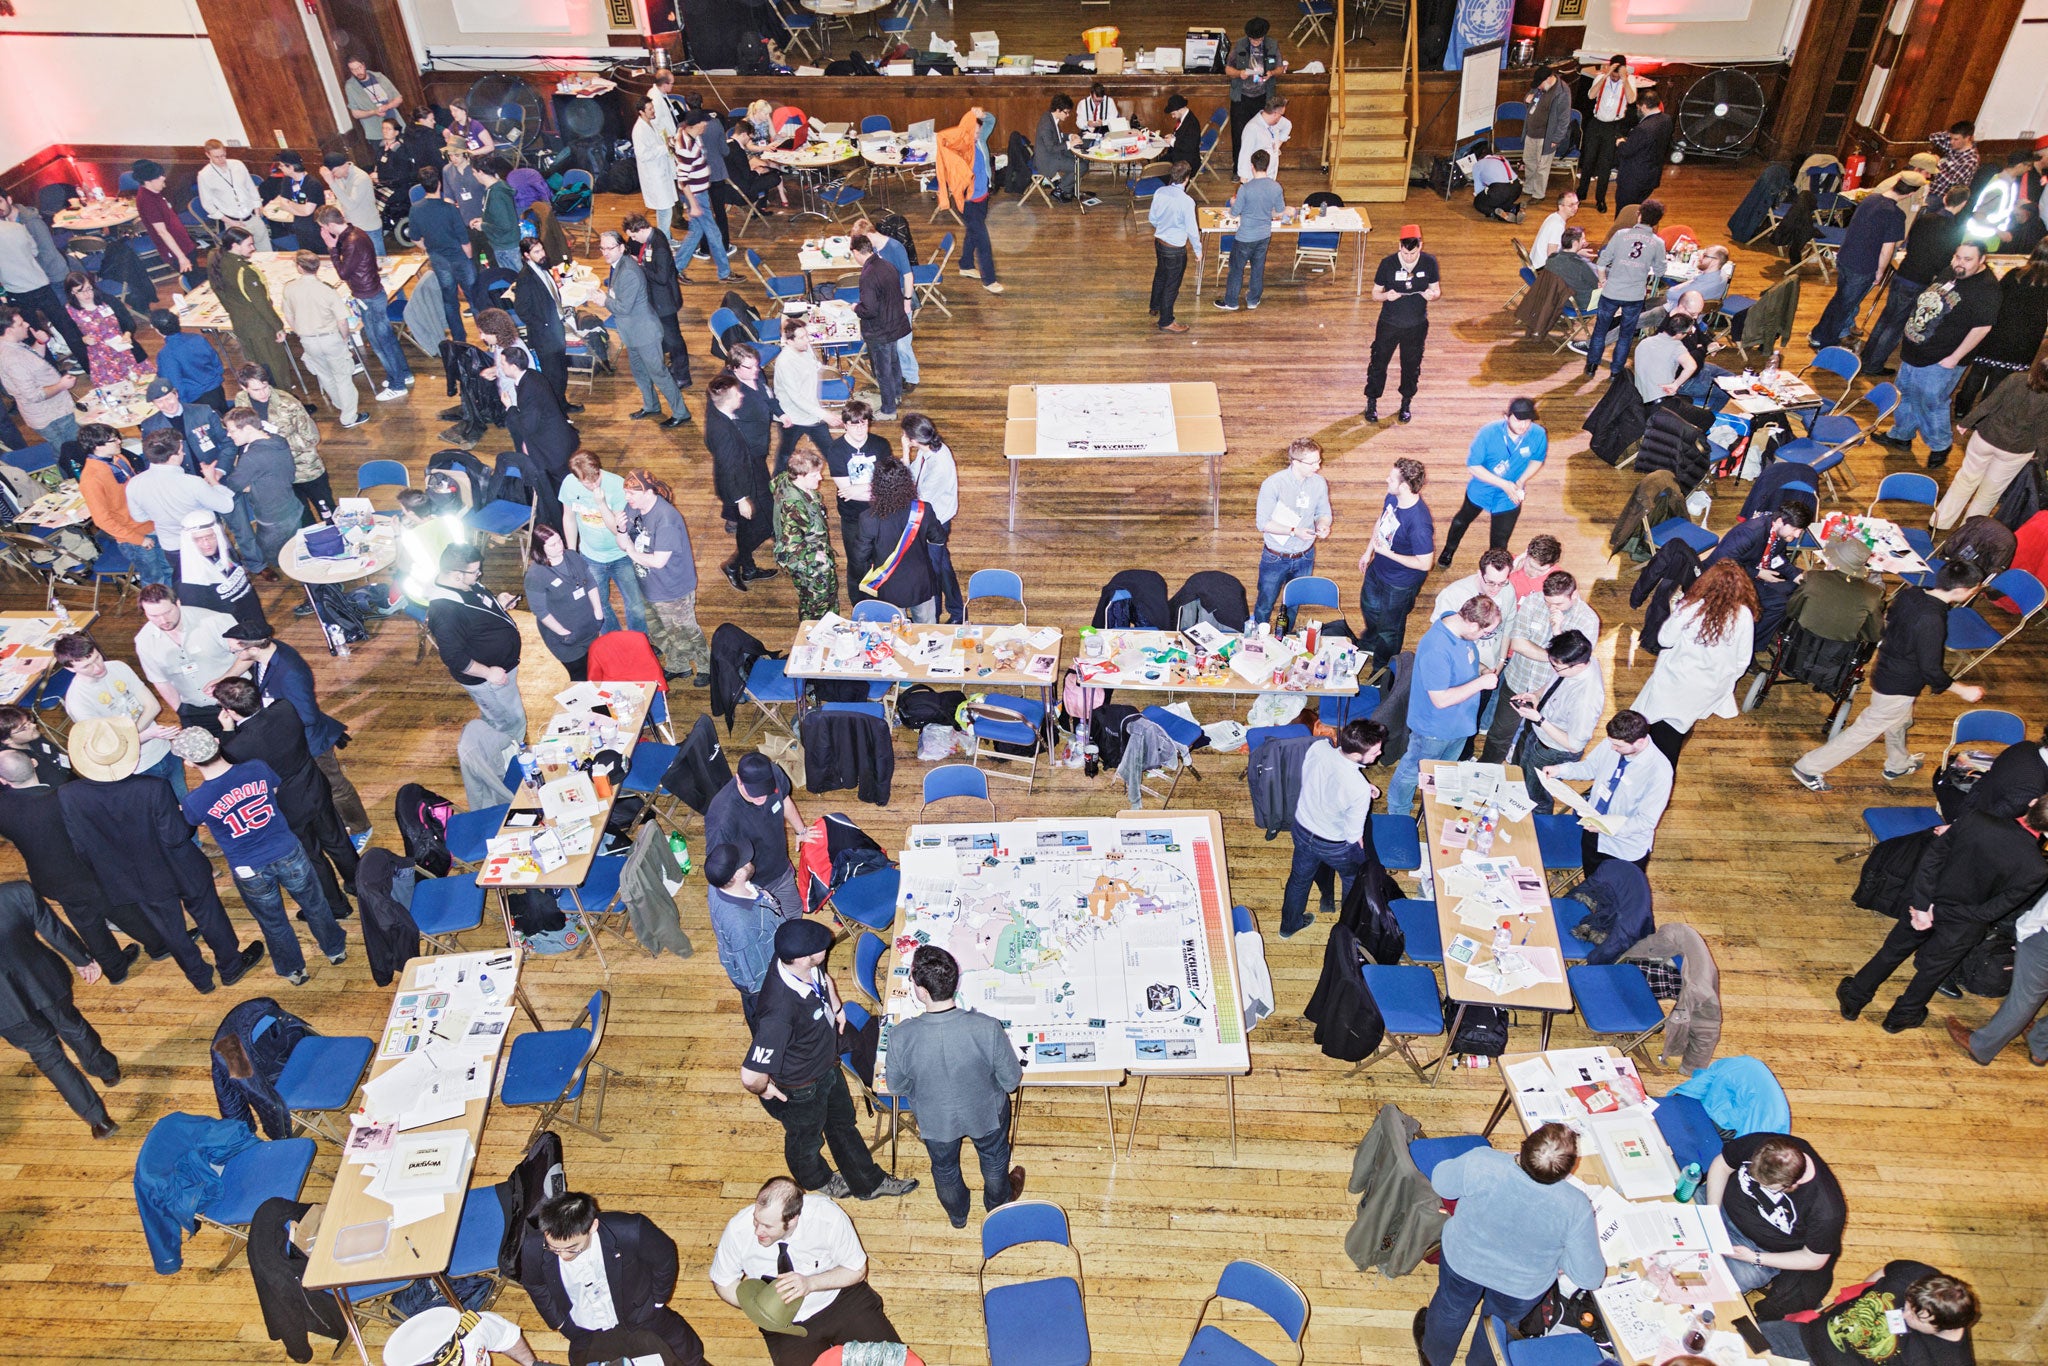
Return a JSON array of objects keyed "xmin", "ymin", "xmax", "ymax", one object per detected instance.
[
  {"xmin": 1418, "ymin": 760, "xmax": 1576, "ymax": 1014},
  {"xmin": 302, "ymin": 950, "xmax": 522, "ymax": 1290},
  {"xmin": 784, "ymin": 618, "xmax": 1061, "ymax": 690},
  {"xmin": 1070, "ymin": 627, "xmax": 1363, "ymax": 698},
  {"xmin": 279, "ymin": 521, "xmax": 400, "ymax": 586},
  {"xmin": 175, "ymin": 252, "xmax": 426, "ymax": 332},
  {"xmin": 1499, "ymin": 1048, "xmax": 1759, "ymax": 1366},
  {"xmin": 477, "ymin": 682, "xmax": 654, "ymax": 890},
  {"xmin": 0, "ymin": 609, "xmax": 96, "ymax": 706}
]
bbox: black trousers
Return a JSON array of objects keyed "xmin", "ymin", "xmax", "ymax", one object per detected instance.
[
  {"xmin": 52, "ymin": 890, "xmax": 167, "ymax": 971},
  {"xmin": 1439, "ymin": 495, "xmax": 1520, "ymax": 562},
  {"xmin": 1576, "ymin": 120, "xmax": 1625, "ymax": 206},
  {"xmin": 177, "ymin": 702, "xmax": 224, "ymax": 736},
  {"xmin": 929, "ymin": 525, "xmax": 962, "ymax": 622},
  {"xmin": 293, "ymin": 473, "xmax": 337, "ymax": 525},
  {"xmin": 1, "ymin": 1003, "xmax": 115, "ymax": 1126},
  {"xmin": 534, "ymin": 344, "xmax": 570, "ymax": 405},
  {"xmin": 5, "ymin": 285, "xmax": 89, "ymax": 371},
  {"xmin": 1647, "ymin": 719, "xmax": 1691, "ymax": 773},
  {"xmin": 758, "ymin": 1068, "xmax": 887, "ymax": 1196},
  {"xmin": 570, "ymin": 1309, "xmax": 706, "ymax": 1366},
  {"xmin": 146, "ymin": 848, "xmax": 246, "ymax": 990},
  {"xmin": 1474, "ymin": 182, "xmax": 1522, "ymax": 218},
  {"xmin": 1365, "ymin": 319, "xmax": 1428, "ymax": 405},
  {"xmin": 775, "ymin": 421, "xmax": 835, "ymax": 471},
  {"xmin": 1841, "ymin": 910, "xmax": 1996, "ymax": 1031},
  {"xmin": 655, "ymin": 308, "xmax": 691, "ymax": 387},
  {"xmin": 297, "ymin": 795, "xmax": 361, "ymax": 918},
  {"xmin": 837, "ymin": 496, "xmax": 870, "ymax": 595},
  {"xmin": 761, "ymin": 1281, "xmax": 899, "ymax": 1366},
  {"xmin": 1616, "ymin": 173, "xmax": 1662, "ymax": 214},
  {"xmin": 1580, "ymin": 827, "xmax": 1651, "ymax": 876},
  {"xmin": 728, "ymin": 505, "xmax": 773, "ymax": 570},
  {"xmin": 1150, "ymin": 241, "xmax": 1189, "ymax": 327}
]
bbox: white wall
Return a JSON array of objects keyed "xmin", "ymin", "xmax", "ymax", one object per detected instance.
[
  {"xmin": 400, "ymin": 0, "xmax": 627, "ymax": 61},
  {"xmin": 0, "ymin": 0, "xmax": 247, "ymax": 173},
  {"xmin": 1977, "ymin": 0, "xmax": 2048, "ymax": 139},
  {"xmin": 1543, "ymin": 0, "xmax": 1812, "ymax": 63}
]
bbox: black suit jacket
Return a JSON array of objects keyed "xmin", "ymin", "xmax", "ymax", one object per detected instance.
[
  {"xmin": 1168, "ymin": 113, "xmax": 1203, "ymax": 171},
  {"xmin": 637, "ymin": 234, "xmax": 682, "ymax": 316},
  {"xmin": 1907, "ymin": 809, "xmax": 2048, "ymax": 925},
  {"xmin": 221, "ymin": 702, "xmax": 329, "ymax": 830},
  {"xmin": 0, "ymin": 881, "xmax": 91, "ymax": 1031},
  {"xmin": 507, "ymin": 370, "xmax": 577, "ymax": 484},
  {"xmin": 58, "ymin": 774, "xmax": 203, "ymax": 905},
  {"xmin": 1616, "ymin": 112, "xmax": 1673, "ymax": 183},
  {"xmin": 1966, "ymin": 742, "xmax": 2048, "ymax": 820},
  {"xmin": 0, "ymin": 783, "xmax": 103, "ymax": 903},
  {"xmin": 514, "ymin": 263, "xmax": 569, "ymax": 357},
  {"xmin": 518, "ymin": 1212, "xmax": 680, "ymax": 1347}
]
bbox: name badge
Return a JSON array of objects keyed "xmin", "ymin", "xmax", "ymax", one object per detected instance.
[
  {"xmin": 772, "ymin": 799, "xmax": 783, "ymax": 815},
  {"xmin": 570, "ymin": 586, "xmax": 585, "ymax": 599},
  {"xmin": 1883, "ymin": 1310, "xmax": 1908, "ymax": 1335},
  {"xmin": 195, "ymin": 432, "xmax": 214, "ymax": 451},
  {"xmin": 1395, "ymin": 269, "xmax": 1411, "ymax": 281}
]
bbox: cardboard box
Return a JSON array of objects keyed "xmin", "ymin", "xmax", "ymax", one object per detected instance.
[{"xmin": 1094, "ymin": 46, "xmax": 1124, "ymax": 74}]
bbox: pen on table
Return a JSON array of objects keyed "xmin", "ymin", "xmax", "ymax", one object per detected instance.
[{"xmin": 405, "ymin": 1235, "xmax": 420, "ymax": 1260}]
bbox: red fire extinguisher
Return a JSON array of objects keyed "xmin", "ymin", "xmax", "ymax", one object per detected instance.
[{"xmin": 1843, "ymin": 153, "xmax": 1865, "ymax": 190}]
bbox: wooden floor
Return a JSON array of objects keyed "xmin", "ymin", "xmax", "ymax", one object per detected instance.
[{"xmin": 6, "ymin": 160, "xmax": 2048, "ymax": 1366}]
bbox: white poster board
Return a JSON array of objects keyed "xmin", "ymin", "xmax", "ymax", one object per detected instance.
[
  {"xmin": 1034, "ymin": 383, "xmax": 1179, "ymax": 456},
  {"xmin": 1459, "ymin": 40, "xmax": 1506, "ymax": 142},
  {"xmin": 454, "ymin": 0, "xmax": 572, "ymax": 33}
]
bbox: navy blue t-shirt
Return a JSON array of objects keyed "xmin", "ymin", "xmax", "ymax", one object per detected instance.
[
  {"xmin": 183, "ymin": 761, "xmax": 301, "ymax": 868},
  {"xmin": 1365, "ymin": 493, "xmax": 1435, "ymax": 591},
  {"xmin": 1837, "ymin": 194, "xmax": 1907, "ymax": 277},
  {"xmin": 409, "ymin": 196, "xmax": 471, "ymax": 258}
]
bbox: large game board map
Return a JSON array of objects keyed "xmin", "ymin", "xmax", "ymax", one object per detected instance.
[{"xmin": 876, "ymin": 816, "xmax": 1248, "ymax": 1078}]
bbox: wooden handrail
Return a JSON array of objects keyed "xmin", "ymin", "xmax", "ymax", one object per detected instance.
[
  {"xmin": 1329, "ymin": 0, "xmax": 1347, "ymax": 171},
  {"xmin": 1403, "ymin": 0, "xmax": 1419, "ymax": 188}
]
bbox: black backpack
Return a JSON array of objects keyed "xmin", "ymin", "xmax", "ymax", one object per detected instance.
[
  {"xmin": 1445, "ymin": 1001, "xmax": 1510, "ymax": 1056},
  {"xmin": 872, "ymin": 212, "xmax": 918, "ymax": 268},
  {"xmin": 394, "ymin": 783, "xmax": 456, "ymax": 877},
  {"xmin": 897, "ymin": 684, "xmax": 964, "ymax": 729}
]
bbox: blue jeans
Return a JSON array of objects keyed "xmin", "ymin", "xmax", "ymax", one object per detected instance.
[
  {"xmin": 1859, "ymin": 276, "xmax": 1923, "ymax": 370},
  {"xmin": 585, "ymin": 554, "xmax": 648, "ymax": 633},
  {"xmin": 962, "ymin": 197, "xmax": 996, "ymax": 282},
  {"xmin": 100, "ymin": 531, "xmax": 171, "ymax": 587},
  {"xmin": 432, "ymin": 252, "xmax": 479, "ymax": 341},
  {"xmin": 1421, "ymin": 1257, "xmax": 1547, "ymax": 1366},
  {"xmin": 1891, "ymin": 361, "xmax": 1963, "ymax": 454},
  {"xmin": 1358, "ymin": 573, "xmax": 1423, "ymax": 671},
  {"xmin": 1721, "ymin": 1220, "xmax": 1778, "ymax": 1294},
  {"xmin": 1810, "ymin": 268, "xmax": 1874, "ymax": 347},
  {"xmin": 677, "ymin": 206, "xmax": 731, "ymax": 279},
  {"xmin": 141, "ymin": 748, "xmax": 189, "ymax": 801},
  {"xmin": 32, "ymin": 411, "xmax": 79, "ymax": 451},
  {"xmin": 1585, "ymin": 295, "xmax": 1644, "ymax": 374},
  {"xmin": 232, "ymin": 845, "xmax": 346, "ymax": 979},
  {"xmin": 1252, "ymin": 546, "xmax": 1315, "ymax": 630},
  {"xmin": 1678, "ymin": 362, "xmax": 1733, "ymax": 410},
  {"xmin": 1281, "ymin": 827, "xmax": 1371, "ymax": 932},
  {"xmin": 870, "ymin": 326, "xmax": 903, "ymax": 416},
  {"xmin": 654, "ymin": 205, "xmax": 674, "ymax": 239},
  {"xmin": 897, "ymin": 333, "xmax": 919, "ymax": 385},
  {"xmin": 1388, "ymin": 731, "xmax": 1466, "ymax": 817},
  {"xmin": 357, "ymin": 287, "xmax": 413, "ymax": 388},
  {"xmin": 923, "ymin": 1103, "xmax": 1015, "ymax": 1224},
  {"xmin": 1224, "ymin": 236, "xmax": 1272, "ymax": 307},
  {"xmin": 224, "ymin": 495, "xmax": 265, "ymax": 574}
]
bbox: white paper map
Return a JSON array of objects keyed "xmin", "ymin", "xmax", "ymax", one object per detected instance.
[
  {"xmin": 881, "ymin": 816, "xmax": 1247, "ymax": 1076},
  {"xmin": 1033, "ymin": 383, "xmax": 1180, "ymax": 456}
]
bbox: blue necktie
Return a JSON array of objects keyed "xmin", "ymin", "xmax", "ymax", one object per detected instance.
[{"xmin": 1594, "ymin": 755, "xmax": 1630, "ymax": 815}]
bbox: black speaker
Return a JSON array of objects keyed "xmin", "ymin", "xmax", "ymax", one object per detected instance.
[{"xmin": 680, "ymin": 0, "xmax": 782, "ymax": 67}]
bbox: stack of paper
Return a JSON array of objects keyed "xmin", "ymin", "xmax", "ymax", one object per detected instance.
[{"xmin": 362, "ymin": 1129, "xmax": 473, "ymax": 1227}]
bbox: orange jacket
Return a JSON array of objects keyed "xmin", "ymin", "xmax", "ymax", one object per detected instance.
[
  {"xmin": 934, "ymin": 111, "xmax": 985, "ymax": 214},
  {"xmin": 80, "ymin": 457, "xmax": 152, "ymax": 545}
]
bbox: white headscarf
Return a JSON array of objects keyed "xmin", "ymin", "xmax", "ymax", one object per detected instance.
[{"xmin": 178, "ymin": 511, "xmax": 251, "ymax": 600}]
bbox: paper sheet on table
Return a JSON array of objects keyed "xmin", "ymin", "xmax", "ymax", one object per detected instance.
[
  {"xmin": 1504, "ymin": 944, "xmax": 1564, "ymax": 983},
  {"xmin": 1539, "ymin": 773, "xmax": 1624, "ymax": 835},
  {"xmin": 898, "ymin": 847, "xmax": 956, "ymax": 882}
]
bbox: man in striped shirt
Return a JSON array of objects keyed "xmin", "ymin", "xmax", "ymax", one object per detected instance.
[
  {"xmin": 1484, "ymin": 569, "xmax": 1600, "ymax": 760},
  {"xmin": 676, "ymin": 113, "xmax": 732, "ymax": 282}
]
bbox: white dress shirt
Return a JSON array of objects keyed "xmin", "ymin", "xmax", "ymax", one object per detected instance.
[
  {"xmin": 1551, "ymin": 740, "xmax": 1673, "ymax": 861},
  {"xmin": 196, "ymin": 159, "xmax": 265, "ymax": 223},
  {"xmin": 1237, "ymin": 115, "xmax": 1292, "ymax": 181},
  {"xmin": 557, "ymin": 1236, "xmax": 620, "ymax": 1331},
  {"xmin": 1529, "ymin": 211, "xmax": 1567, "ymax": 268},
  {"xmin": 708, "ymin": 1193, "xmax": 866, "ymax": 1322},
  {"xmin": 1630, "ymin": 599, "xmax": 1754, "ymax": 733},
  {"xmin": 1294, "ymin": 739, "xmax": 1375, "ymax": 844}
]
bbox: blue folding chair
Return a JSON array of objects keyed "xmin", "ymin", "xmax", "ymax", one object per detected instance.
[
  {"xmin": 854, "ymin": 930, "xmax": 888, "ymax": 1004},
  {"xmin": 1176, "ymin": 1259, "xmax": 1309, "ymax": 1366},
  {"xmin": 1278, "ymin": 575, "xmax": 1340, "ymax": 630},
  {"xmin": 921, "ymin": 764, "xmax": 995, "ymax": 819},
  {"xmin": 499, "ymin": 988, "xmax": 616, "ymax": 1144},
  {"xmin": 851, "ymin": 599, "xmax": 905, "ymax": 624},
  {"xmin": 1483, "ymin": 1316, "xmax": 1609, "ymax": 1366},
  {"xmin": 1390, "ymin": 898, "xmax": 1443, "ymax": 965},
  {"xmin": 745, "ymin": 248, "xmax": 808, "ymax": 306},
  {"xmin": 911, "ymin": 232, "xmax": 956, "ymax": 317},
  {"xmin": 1947, "ymin": 708, "xmax": 2026, "ymax": 757},
  {"xmin": 561, "ymin": 854, "xmax": 635, "ymax": 969},
  {"xmin": 742, "ymin": 656, "xmax": 804, "ymax": 740},
  {"xmin": 966, "ymin": 568, "xmax": 1026, "ymax": 622},
  {"xmin": 1533, "ymin": 812, "xmax": 1585, "ymax": 894},
  {"xmin": 1860, "ymin": 805, "xmax": 1943, "ymax": 844},
  {"xmin": 968, "ymin": 694, "xmax": 1047, "ymax": 791},
  {"xmin": 2, "ymin": 444, "xmax": 57, "ymax": 475},
  {"xmin": 1317, "ymin": 685, "xmax": 1380, "ymax": 727},
  {"xmin": 467, "ymin": 459, "xmax": 536, "ymax": 557},
  {"xmin": 1794, "ymin": 346, "xmax": 1861, "ymax": 430},
  {"xmin": 1946, "ymin": 568, "xmax": 2048, "ymax": 679},
  {"xmin": 1648, "ymin": 517, "xmax": 1721, "ymax": 556},
  {"xmin": 1291, "ymin": 231, "xmax": 1341, "ymax": 280},
  {"xmin": 1867, "ymin": 471, "xmax": 1939, "ymax": 559},
  {"xmin": 818, "ymin": 182, "xmax": 866, "ymax": 220},
  {"xmin": 1510, "ymin": 264, "xmax": 1536, "ymax": 309},
  {"xmin": 274, "ymin": 1036, "xmax": 374, "ymax": 1143},
  {"xmin": 1130, "ymin": 175, "xmax": 1168, "ymax": 219},
  {"xmin": 1355, "ymin": 965, "xmax": 1445, "ymax": 1083},
  {"xmin": 1370, "ymin": 814, "xmax": 1422, "ymax": 872},
  {"xmin": 1566, "ymin": 964, "xmax": 1667, "ymax": 1063},
  {"xmin": 444, "ymin": 804, "xmax": 510, "ymax": 869},
  {"xmin": 981, "ymin": 1201, "xmax": 1091, "ymax": 1366},
  {"xmin": 838, "ymin": 999, "xmax": 916, "ymax": 1170},
  {"xmin": 1550, "ymin": 896, "xmax": 1592, "ymax": 961},
  {"xmin": 1489, "ymin": 101, "xmax": 1530, "ymax": 159},
  {"xmin": 1135, "ymin": 705, "xmax": 1204, "ymax": 808},
  {"xmin": 355, "ymin": 459, "xmax": 410, "ymax": 497},
  {"xmin": 1246, "ymin": 724, "xmax": 1310, "ymax": 753},
  {"xmin": 409, "ymin": 872, "xmax": 486, "ymax": 954},
  {"xmin": 556, "ymin": 169, "xmax": 595, "ymax": 252},
  {"xmin": 1408, "ymin": 1133, "xmax": 1489, "ymax": 1181},
  {"xmin": 830, "ymin": 868, "xmax": 901, "ymax": 933},
  {"xmin": 1772, "ymin": 412, "xmax": 1866, "ymax": 502},
  {"xmin": 1290, "ymin": 0, "xmax": 1336, "ymax": 42},
  {"xmin": 859, "ymin": 114, "xmax": 894, "ymax": 134},
  {"xmin": 194, "ymin": 1137, "xmax": 318, "ymax": 1269}
]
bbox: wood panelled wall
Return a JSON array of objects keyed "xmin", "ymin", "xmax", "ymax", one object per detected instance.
[
  {"xmin": 1846, "ymin": 0, "xmax": 2030, "ymax": 169},
  {"xmin": 191, "ymin": 0, "xmax": 343, "ymax": 154}
]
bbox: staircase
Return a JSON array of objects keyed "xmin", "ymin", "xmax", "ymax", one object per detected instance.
[{"xmin": 1328, "ymin": 68, "xmax": 1411, "ymax": 203}]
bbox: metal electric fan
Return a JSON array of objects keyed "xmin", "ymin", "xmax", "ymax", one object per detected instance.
[
  {"xmin": 465, "ymin": 75, "xmax": 545, "ymax": 162},
  {"xmin": 1671, "ymin": 68, "xmax": 1767, "ymax": 163}
]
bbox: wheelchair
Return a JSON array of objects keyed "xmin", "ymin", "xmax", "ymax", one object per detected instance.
[{"xmin": 1742, "ymin": 618, "xmax": 1874, "ymax": 739}]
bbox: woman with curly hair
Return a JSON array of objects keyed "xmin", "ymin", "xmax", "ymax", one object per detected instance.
[
  {"xmin": 850, "ymin": 453, "xmax": 938, "ymax": 621},
  {"xmin": 1631, "ymin": 557, "xmax": 1758, "ymax": 769}
]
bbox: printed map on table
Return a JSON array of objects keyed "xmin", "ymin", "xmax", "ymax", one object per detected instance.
[
  {"xmin": 1033, "ymin": 383, "xmax": 1180, "ymax": 457},
  {"xmin": 881, "ymin": 816, "xmax": 1247, "ymax": 1076}
]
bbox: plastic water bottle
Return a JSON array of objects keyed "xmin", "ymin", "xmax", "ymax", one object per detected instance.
[
  {"xmin": 1673, "ymin": 1161, "xmax": 1702, "ymax": 1203},
  {"xmin": 1475, "ymin": 811, "xmax": 1497, "ymax": 856},
  {"xmin": 326, "ymin": 623, "xmax": 350, "ymax": 657},
  {"xmin": 668, "ymin": 830, "xmax": 691, "ymax": 874}
]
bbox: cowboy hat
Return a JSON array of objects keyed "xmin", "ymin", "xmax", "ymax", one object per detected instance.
[{"xmin": 69, "ymin": 717, "xmax": 143, "ymax": 782}]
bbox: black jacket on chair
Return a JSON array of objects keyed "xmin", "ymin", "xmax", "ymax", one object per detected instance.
[
  {"xmin": 1631, "ymin": 539, "xmax": 1703, "ymax": 654},
  {"xmin": 1584, "ymin": 372, "xmax": 1649, "ymax": 466},
  {"xmin": 709, "ymin": 624, "xmax": 771, "ymax": 730},
  {"xmin": 1170, "ymin": 571, "xmax": 1250, "ymax": 632},
  {"xmin": 1907, "ymin": 810, "xmax": 2048, "ymax": 924},
  {"xmin": 1635, "ymin": 399, "xmax": 1713, "ymax": 490},
  {"xmin": 247, "ymin": 1197, "xmax": 352, "ymax": 1362},
  {"xmin": 800, "ymin": 706, "xmax": 894, "ymax": 805},
  {"xmin": 1966, "ymin": 741, "xmax": 2048, "ymax": 820},
  {"xmin": 0, "ymin": 881, "xmax": 91, "ymax": 1032},
  {"xmin": 1092, "ymin": 569, "xmax": 1172, "ymax": 629},
  {"xmin": 661, "ymin": 714, "xmax": 732, "ymax": 816},
  {"xmin": 1305, "ymin": 923, "xmax": 1384, "ymax": 1062},
  {"xmin": 517, "ymin": 1211, "xmax": 686, "ymax": 1356},
  {"xmin": 354, "ymin": 849, "xmax": 421, "ymax": 987}
]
